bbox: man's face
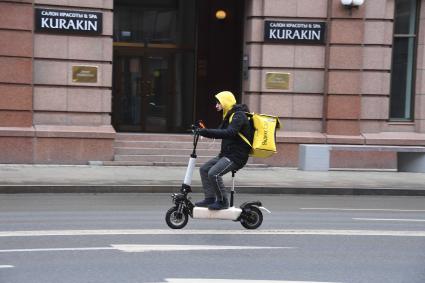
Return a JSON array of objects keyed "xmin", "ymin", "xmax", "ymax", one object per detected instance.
[{"xmin": 216, "ymin": 102, "xmax": 223, "ymax": 111}]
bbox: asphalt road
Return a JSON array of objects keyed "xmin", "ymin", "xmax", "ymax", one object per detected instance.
[{"xmin": 0, "ymin": 193, "xmax": 424, "ymax": 283}]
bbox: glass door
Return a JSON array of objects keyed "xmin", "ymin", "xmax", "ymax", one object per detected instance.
[
  {"xmin": 112, "ymin": 0, "xmax": 196, "ymax": 133},
  {"xmin": 113, "ymin": 53, "xmax": 175, "ymax": 132}
]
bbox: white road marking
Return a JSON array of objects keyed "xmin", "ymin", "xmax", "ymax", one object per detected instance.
[
  {"xmin": 0, "ymin": 247, "xmax": 114, "ymax": 253},
  {"xmin": 0, "ymin": 265, "xmax": 14, "ymax": 268},
  {"xmin": 0, "ymin": 229, "xmax": 424, "ymax": 237},
  {"xmin": 112, "ymin": 244, "xmax": 293, "ymax": 253},
  {"xmin": 353, "ymin": 218, "xmax": 425, "ymax": 222},
  {"xmin": 0, "ymin": 245, "xmax": 291, "ymax": 254},
  {"xmin": 301, "ymin": 208, "xmax": 425, "ymax": 212},
  {"xmin": 161, "ymin": 279, "xmax": 341, "ymax": 283}
]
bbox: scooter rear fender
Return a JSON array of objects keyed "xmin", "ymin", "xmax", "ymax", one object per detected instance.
[
  {"xmin": 240, "ymin": 201, "xmax": 262, "ymax": 209},
  {"xmin": 240, "ymin": 201, "xmax": 271, "ymax": 214}
]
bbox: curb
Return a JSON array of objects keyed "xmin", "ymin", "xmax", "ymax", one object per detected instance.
[{"xmin": 0, "ymin": 185, "xmax": 424, "ymax": 196}]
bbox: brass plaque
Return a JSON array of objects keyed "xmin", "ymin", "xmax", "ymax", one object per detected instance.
[
  {"xmin": 265, "ymin": 72, "xmax": 290, "ymax": 90},
  {"xmin": 72, "ymin": 66, "xmax": 98, "ymax": 83}
]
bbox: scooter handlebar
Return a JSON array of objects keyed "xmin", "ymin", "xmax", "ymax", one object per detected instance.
[
  {"xmin": 192, "ymin": 120, "xmax": 205, "ymax": 129},
  {"xmin": 192, "ymin": 120, "xmax": 206, "ymax": 135}
]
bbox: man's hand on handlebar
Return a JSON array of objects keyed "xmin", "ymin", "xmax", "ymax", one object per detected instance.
[{"xmin": 192, "ymin": 120, "xmax": 207, "ymax": 136}]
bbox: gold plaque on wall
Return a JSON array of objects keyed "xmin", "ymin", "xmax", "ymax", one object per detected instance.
[
  {"xmin": 265, "ymin": 72, "xmax": 290, "ymax": 90},
  {"xmin": 72, "ymin": 66, "xmax": 98, "ymax": 83}
]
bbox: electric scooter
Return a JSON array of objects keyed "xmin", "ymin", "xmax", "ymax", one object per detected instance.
[{"xmin": 165, "ymin": 123, "xmax": 271, "ymax": 229}]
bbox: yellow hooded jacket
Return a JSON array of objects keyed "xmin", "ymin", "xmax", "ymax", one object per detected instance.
[{"xmin": 215, "ymin": 91, "xmax": 236, "ymax": 119}]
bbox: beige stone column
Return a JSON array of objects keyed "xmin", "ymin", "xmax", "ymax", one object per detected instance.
[
  {"xmin": 415, "ymin": 3, "xmax": 425, "ymax": 133},
  {"xmin": 326, "ymin": 0, "xmax": 399, "ymax": 168},
  {"xmin": 31, "ymin": 0, "xmax": 115, "ymax": 164},
  {"xmin": 0, "ymin": 0, "xmax": 34, "ymax": 163},
  {"xmin": 0, "ymin": 0, "xmax": 116, "ymax": 164},
  {"xmin": 325, "ymin": 0, "xmax": 365, "ymax": 136},
  {"xmin": 360, "ymin": 0, "xmax": 393, "ymax": 135},
  {"xmin": 243, "ymin": 0, "xmax": 329, "ymax": 166}
]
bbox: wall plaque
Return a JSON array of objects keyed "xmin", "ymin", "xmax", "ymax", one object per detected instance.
[
  {"xmin": 35, "ymin": 8, "xmax": 102, "ymax": 35},
  {"xmin": 264, "ymin": 21, "xmax": 326, "ymax": 44},
  {"xmin": 72, "ymin": 66, "xmax": 98, "ymax": 83},
  {"xmin": 265, "ymin": 72, "xmax": 290, "ymax": 90}
]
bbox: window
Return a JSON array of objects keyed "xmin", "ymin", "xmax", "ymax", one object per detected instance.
[
  {"xmin": 389, "ymin": 0, "xmax": 420, "ymax": 120},
  {"xmin": 113, "ymin": 0, "xmax": 195, "ymax": 46}
]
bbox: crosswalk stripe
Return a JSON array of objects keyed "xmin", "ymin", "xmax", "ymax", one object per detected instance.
[{"xmin": 0, "ymin": 265, "xmax": 14, "ymax": 268}]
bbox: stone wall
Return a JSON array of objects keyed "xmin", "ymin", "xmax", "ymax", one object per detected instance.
[
  {"xmin": 0, "ymin": 0, "xmax": 115, "ymax": 164},
  {"xmin": 244, "ymin": 0, "xmax": 425, "ymax": 168}
]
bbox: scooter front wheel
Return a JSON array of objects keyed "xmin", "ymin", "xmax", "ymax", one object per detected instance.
[
  {"xmin": 240, "ymin": 206, "xmax": 263, "ymax": 229},
  {"xmin": 165, "ymin": 206, "xmax": 189, "ymax": 229}
]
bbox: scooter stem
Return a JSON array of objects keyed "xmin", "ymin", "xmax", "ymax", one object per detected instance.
[
  {"xmin": 183, "ymin": 132, "xmax": 200, "ymax": 186},
  {"xmin": 183, "ymin": 157, "xmax": 196, "ymax": 186}
]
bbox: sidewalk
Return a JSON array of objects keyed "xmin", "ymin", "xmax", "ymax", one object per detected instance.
[{"xmin": 1, "ymin": 164, "xmax": 425, "ymax": 196}]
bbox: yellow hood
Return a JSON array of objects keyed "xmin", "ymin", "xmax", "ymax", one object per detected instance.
[{"xmin": 215, "ymin": 91, "xmax": 236, "ymax": 118}]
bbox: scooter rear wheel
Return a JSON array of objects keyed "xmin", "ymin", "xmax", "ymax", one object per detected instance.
[
  {"xmin": 165, "ymin": 206, "xmax": 188, "ymax": 229},
  {"xmin": 240, "ymin": 206, "xmax": 263, "ymax": 229}
]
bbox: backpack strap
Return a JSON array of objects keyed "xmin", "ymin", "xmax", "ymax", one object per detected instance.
[{"xmin": 229, "ymin": 112, "xmax": 252, "ymax": 147}]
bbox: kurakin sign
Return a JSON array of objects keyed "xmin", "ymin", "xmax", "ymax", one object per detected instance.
[
  {"xmin": 264, "ymin": 21, "xmax": 326, "ymax": 44},
  {"xmin": 35, "ymin": 8, "xmax": 102, "ymax": 35}
]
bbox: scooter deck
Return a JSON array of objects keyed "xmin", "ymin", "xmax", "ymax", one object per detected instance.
[{"xmin": 193, "ymin": 206, "xmax": 242, "ymax": 220}]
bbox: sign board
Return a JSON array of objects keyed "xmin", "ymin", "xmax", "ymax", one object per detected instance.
[
  {"xmin": 264, "ymin": 21, "xmax": 326, "ymax": 44},
  {"xmin": 35, "ymin": 8, "xmax": 102, "ymax": 35},
  {"xmin": 265, "ymin": 72, "xmax": 291, "ymax": 90},
  {"xmin": 72, "ymin": 66, "xmax": 98, "ymax": 83}
]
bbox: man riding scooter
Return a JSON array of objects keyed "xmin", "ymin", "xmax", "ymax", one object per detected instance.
[{"xmin": 195, "ymin": 91, "xmax": 253, "ymax": 210}]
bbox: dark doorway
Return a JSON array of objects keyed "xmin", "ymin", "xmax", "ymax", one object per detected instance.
[
  {"xmin": 195, "ymin": 0, "xmax": 245, "ymax": 128},
  {"xmin": 112, "ymin": 0, "xmax": 196, "ymax": 133},
  {"xmin": 112, "ymin": 0, "xmax": 244, "ymax": 132}
]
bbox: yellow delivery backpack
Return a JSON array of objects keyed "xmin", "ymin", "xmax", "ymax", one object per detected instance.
[{"xmin": 230, "ymin": 112, "xmax": 281, "ymax": 158}]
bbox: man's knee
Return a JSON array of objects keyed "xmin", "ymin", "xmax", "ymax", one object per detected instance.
[
  {"xmin": 200, "ymin": 164, "xmax": 209, "ymax": 176},
  {"xmin": 199, "ymin": 166, "xmax": 211, "ymax": 178},
  {"xmin": 208, "ymin": 169, "xmax": 223, "ymax": 181},
  {"xmin": 207, "ymin": 170, "xmax": 215, "ymax": 180}
]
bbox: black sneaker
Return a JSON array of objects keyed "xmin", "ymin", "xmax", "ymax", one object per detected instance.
[
  {"xmin": 208, "ymin": 198, "xmax": 229, "ymax": 210},
  {"xmin": 195, "ymin": 198, "xmax": 215, "ymax": 207}
]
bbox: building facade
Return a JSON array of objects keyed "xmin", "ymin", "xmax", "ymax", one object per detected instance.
[{"xmin": 1, "ymin": 0, "xmax": 425, "ymax": 168}]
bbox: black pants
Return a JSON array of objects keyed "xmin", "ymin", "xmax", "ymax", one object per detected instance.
[{"xmin": 199, "ymin": 156, "xmax": 240, "ymax": 201}]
